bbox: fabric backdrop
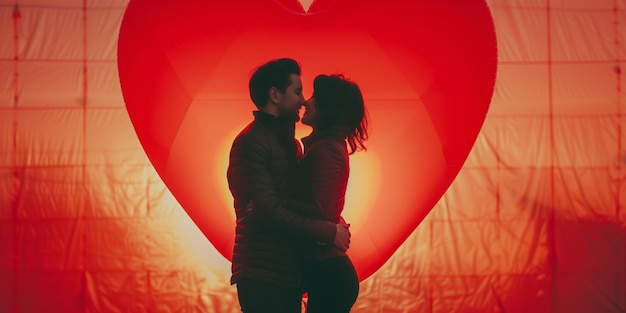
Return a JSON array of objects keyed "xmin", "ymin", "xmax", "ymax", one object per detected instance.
[{"xmin": 0, "ymin": 0, "xmax": 625, "ymax": 312}]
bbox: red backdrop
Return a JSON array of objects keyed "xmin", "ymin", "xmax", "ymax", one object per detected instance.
[{"xmin": 0, "ymin": 0, "xmax": 625, "ymax": 312}]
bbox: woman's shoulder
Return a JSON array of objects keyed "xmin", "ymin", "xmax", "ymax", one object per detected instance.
[{"xmin": 305, "ymin": 138, "xmax": 348, "ymax": 164}]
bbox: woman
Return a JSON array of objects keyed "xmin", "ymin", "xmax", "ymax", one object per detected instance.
[{"xmin": 297, "ymin": 74, "xmax": 369, "ymax": 313}]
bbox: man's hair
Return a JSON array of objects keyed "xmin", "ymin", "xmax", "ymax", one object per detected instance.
[
  {"xmin": 249, "ymin": 58, "xmax": 301, "ymax": 109},
  {"xmin": 313, "ymin": 74, "xmax": 369, "ymax": 154}
]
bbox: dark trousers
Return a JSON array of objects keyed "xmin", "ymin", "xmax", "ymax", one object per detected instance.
[
  {"xmin": 236, "ymin": 278, "xmax": 302, "ymax": 313},
  {"xmin": 305, "ymin": 256, "xmax": 360, "ymax": 313}
]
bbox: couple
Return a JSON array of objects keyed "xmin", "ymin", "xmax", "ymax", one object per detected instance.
[{"xmin": 226, "ymin": 58, "xmax": 369, "ymax": 313}]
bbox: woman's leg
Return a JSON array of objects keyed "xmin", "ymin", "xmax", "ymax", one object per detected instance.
[{"xmin": 306, "ymin": 256, "xmax": 359, "ymax": 313}]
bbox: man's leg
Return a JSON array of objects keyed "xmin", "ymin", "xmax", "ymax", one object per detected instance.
[{"xmin": 236, "ymin": 278, "xmax": 302, "ymax": 313}]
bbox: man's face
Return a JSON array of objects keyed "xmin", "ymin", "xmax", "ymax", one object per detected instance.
[{"xmin": 276, "ymin": 73, "xmax": 305, "ymax": 122}]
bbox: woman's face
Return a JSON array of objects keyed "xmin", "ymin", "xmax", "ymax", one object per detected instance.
[{"xmin": 301, "ymin": 96, "xmax": 318, "ymax": 127}]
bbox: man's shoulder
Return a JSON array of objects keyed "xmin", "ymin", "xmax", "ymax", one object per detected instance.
[
  {"xmin": 235, "ymin": 120, "xmax": 272, "ymax": 141},
  {"xmin": 231, "ymin": 120, "xmax": 276, "ymax": 152}
]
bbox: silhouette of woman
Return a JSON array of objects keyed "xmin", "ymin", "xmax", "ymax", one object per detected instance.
[{"xmin": 297, "ymin": 74, "xmax": 369, "ymax": 313}]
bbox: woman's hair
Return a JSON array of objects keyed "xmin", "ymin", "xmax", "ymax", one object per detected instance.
[{"xmin": 312, "ymin": 74, "xmax": 369, "ymax": 154}]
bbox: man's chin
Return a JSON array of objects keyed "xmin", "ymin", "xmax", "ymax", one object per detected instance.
[
  {"xmin": 277, "ymin": 112, "xmax": 300, "ymax": 123},
  {"xmin": 290, "ymin": 110, "xmax": 301, "ymax": 122}
]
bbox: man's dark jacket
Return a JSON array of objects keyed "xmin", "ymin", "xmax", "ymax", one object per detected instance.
[{"xmin": 227, "ymin": 111, "xmax": 336, "ymax": 288}]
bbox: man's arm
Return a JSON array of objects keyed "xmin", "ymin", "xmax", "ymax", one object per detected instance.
[
  {"xmin": 227, "ymin": 133, "xmax": 336, "ymax": 244},
  {"xmin": 284, "ymin": 198, "xmax": 324, "ymax": 220}
]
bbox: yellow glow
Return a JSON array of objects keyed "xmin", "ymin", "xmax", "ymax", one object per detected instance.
[
  {"xmin": 342, "ymin": 150, "xmax": 380, "ymax": 233},
  {"xmin": 216, "ymin": 125, "xmax": 249, "ymax": 221},
  {"xmin": 149, "ymin": 170, "xmax": 232, "ymax": 280}
]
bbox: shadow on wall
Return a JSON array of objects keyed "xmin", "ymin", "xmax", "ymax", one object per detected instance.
[{"xmin": 500, "ymin": 195, "xmax": 626, "ymax": 313}]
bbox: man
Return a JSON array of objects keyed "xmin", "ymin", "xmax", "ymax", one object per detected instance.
[{"xmin": 227, "ymin": 58, "xmax": 351, "ymax": 313}]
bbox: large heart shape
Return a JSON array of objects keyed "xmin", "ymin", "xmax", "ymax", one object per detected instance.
[{"xmin": 117, "ymin": 0, "xmax": 497, "ymax": 281}]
